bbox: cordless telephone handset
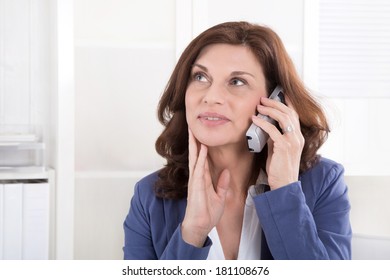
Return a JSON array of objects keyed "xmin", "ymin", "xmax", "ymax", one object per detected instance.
[{"xmin": 246, "ymin": 85, "xmax": 285, "ymax": 153}]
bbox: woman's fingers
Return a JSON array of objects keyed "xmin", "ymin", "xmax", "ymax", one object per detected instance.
[
  {"xmin": 189, "ymin": 129, "xmax": 210, "ymax": 177},
  {"xmin": 190, "ymin": 143, "xmax": 209, "ymax": 192},
  {"xmin": 196, "ymin": 144, "xmax": 208, "ymax": 174},
  {"xmin": 256, "ymin": 96, "xmax": 300, "ymax": 136},
  {"xmin": 188, "ymin": 129, "xmax": 198, "ymax": 177},
  {"xmin": 252, "ymin": 94, "xmax": 305, "ymax": 189},
  {"xmin": 251, "ymin": 114, "xmax": 283, "ymax": 143},
  {"xmin": 216, "ymin": 169, "xmax": 231, "ymax": 200},
  {"xmin": 184, "ymin": 130, "xmax": 231, "ymax": 245}
]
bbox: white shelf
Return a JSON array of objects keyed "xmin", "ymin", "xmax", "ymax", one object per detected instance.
[
  {"xmin": 0, "ymin": 142, "xmax": 45, "ymax": 149},
  {"xmin": 0, "ymin": 167, "xmax": 51, "ymax": 180},
  {"xmin": 0, "ymin": 134, "xmax": 38, "ymax": 142},
  {"xmin": 0, "ymin": 141, "xmax": 46, "ymax": 172}
]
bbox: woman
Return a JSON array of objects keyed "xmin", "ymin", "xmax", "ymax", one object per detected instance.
[{"xmin": 123, "ymin": 21, "xmax": 352, "ymax": 260}]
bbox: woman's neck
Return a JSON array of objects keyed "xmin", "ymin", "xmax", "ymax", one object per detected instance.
[{"xmin": 207, "ymin": 143, "xmax": 256, "ymax": 197}]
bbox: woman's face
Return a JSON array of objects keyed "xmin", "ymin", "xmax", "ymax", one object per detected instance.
[{"xmin": 185, "ymin": 43, "xmax": 267, "ymax": 149}]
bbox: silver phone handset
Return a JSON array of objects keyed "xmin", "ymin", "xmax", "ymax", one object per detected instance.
[{"xmin": 246, "ymin": 85, "xmax": 285, "ymax": 153}]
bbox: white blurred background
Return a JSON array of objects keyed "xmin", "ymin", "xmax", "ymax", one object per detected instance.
[{"xmin": 1, "ymin": 0, "xmax": 389, "ymax": 259}]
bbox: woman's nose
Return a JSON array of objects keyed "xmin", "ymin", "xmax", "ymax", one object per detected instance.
[{"xmin": 202, "ymin": 84, "xmax": 225, "ymax": 105}]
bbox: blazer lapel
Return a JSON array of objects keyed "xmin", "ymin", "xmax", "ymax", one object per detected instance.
[
  {"xmin": 260, "ymin": 229, "xmax": 274, "ymax": 260},
  {"xmin": 260, "ymin": 184, "xmax": 274, "ymax": 260}
]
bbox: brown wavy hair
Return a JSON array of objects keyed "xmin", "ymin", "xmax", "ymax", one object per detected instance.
[{"xmin": 155, "ymin": 21, "xmax": 329, "ymax": 199}]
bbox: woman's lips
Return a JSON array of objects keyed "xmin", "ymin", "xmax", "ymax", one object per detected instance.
[{"xmin": 198, "ymin": 112, "xmax": 230, "ymax": 126}]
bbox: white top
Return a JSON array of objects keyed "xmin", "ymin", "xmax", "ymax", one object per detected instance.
[{"xmin": 207, "ymin": 173, "xmax": 268, "ymax": 260}]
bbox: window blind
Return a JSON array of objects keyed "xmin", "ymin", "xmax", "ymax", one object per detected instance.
[{"xmin": 319, "ymin": 0, "xmax": 390, "ymax": 97}]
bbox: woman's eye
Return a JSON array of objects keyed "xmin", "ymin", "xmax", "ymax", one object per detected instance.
[
  {"xmin": 193, "ymin": 73, "xmax": 208, "ymax": 82},
  {"xmin": 230, "ymin": 78, "xmax": 246, "ymax": 86}
]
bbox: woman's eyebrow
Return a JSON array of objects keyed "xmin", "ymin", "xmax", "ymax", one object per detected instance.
[
  {"xmin": 231, "ymin": 71, "xmax": 255, "ymax": 78},
  {"xmin": 192, "ymin": 64, "xmax": 255, "ymax": 78},
  {"xmin": 192, "ymin": 63, "xmax": 208, "ymax": 72}
]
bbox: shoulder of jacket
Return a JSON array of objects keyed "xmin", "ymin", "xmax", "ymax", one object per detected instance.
[
  {"xmin": 303, "ymin": 157, "xmax": 344, "ymax": 179},
  {"xmin": 133, "ymin": 170, "xmax": 160, "ymax": 203},
  {"xmin": 300, "ymin": 157, "xmax": 346, "ymax": 197}
]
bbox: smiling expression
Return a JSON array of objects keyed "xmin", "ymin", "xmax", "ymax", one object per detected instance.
[{"xmin": 185, "ymin": 43, "xmax": 268, "ymax": 149}]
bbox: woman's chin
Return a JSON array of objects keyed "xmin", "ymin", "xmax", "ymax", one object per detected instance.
[
  {"xmin": 196, "ymin": 136, "xmax": 241, "ymax": 149},
  {"xmin": 198, "ymin": 139, "xmax": 225, "ymax": 148},
  {"xmin": 191, "ymin": 129, "xmax": 245, "ymax": 149}
]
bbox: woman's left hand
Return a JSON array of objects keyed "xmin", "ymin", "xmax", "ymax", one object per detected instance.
[{"xmin": 251, "ymin": 95, "xmax": 305, "ymax": 190}]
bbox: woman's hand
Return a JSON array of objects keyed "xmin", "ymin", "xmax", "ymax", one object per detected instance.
[
  {"xmin": 181, "ymin": 129, "xmax": 231, "ymax": 247},
  {"xmin": 251, "ymin": 95, "xmax": 305, "ymax": 190}
]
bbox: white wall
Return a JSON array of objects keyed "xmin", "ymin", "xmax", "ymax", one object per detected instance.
[
  {"xmin": 73, "ymin": 0, "xmax": 175, "ymax": 259},
  {"xmin": 72, "ymin": 0, "xmax": 390, "ymax": 260}
]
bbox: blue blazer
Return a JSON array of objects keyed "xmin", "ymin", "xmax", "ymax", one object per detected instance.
[{"xmin": 123, "ymin": 157, "xmax": 352, "ymax": 259}]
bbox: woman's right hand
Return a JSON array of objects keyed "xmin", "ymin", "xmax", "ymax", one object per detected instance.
[{"xmin": 181, "ymin": 129, "xmax": 231, "ymax": 247}]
